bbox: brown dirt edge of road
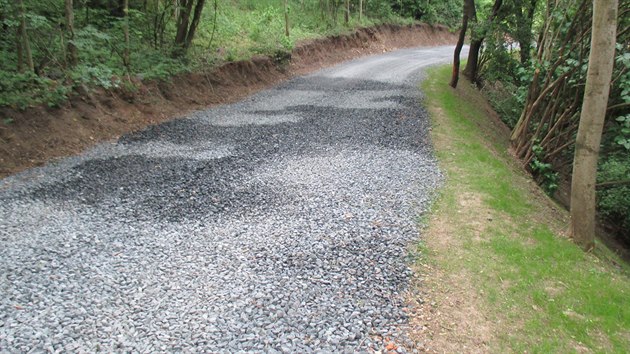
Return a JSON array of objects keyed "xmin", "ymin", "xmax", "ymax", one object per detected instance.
[{"xmin": 0, "ymin": 23, "xmax": 457, "ymax": 178}]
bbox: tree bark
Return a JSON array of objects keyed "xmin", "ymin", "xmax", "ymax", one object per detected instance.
[
  {"xmin": 463, "ymin": 0, "xmax": 503, "ymax": 82},
  {"xmin": 569, "ymin": 0, "xmax": 618, "ymax": 251},
  {"xmin": 17, "ymin": 0, "xmax": 34, "ymax": 73},
  {"xmin": 65, "ymin": 0, "xmax": 78, "ymax": 67},
  {"xmin": 16, "ymin": 28, "xmax": 24, "ymax": 73},
  {"xmin": 123, "ymin": 0, "xmax": 130, "ymax": 69},
  {"xmin": 450, "ymin": 0, "xmax": 474, "ymax": 88},
  {"xmin": 184, "ymin": 0, "xmax": 205, "ymax": 49},
  {"xmin": 174, "ymin": 0, "xmax": 193, "ymax": 46},
  {"xmin": 344, "ymin": 0, "xmax": 350, "ymax": 24},
  {"xmin": 463, "ymin": 38, "xmax": 482, "ymax": 81}
]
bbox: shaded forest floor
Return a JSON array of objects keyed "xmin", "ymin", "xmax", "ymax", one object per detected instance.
[
  {"xmin": 411, "ymin": 65, "xmax": 630, "ymax": 353},
  {"xmin": 0, "ymin": 23, "xmax": 455, "ymax": 178}
]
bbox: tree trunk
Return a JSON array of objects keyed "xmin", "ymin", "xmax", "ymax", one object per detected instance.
[
  {"xmin": 17, "ymin": 0, "xmax": 34, "ymax": 73},
  {"xmin": 174, "ymin": 0, "xmax": 193, "ymax": 46},
  {"xmin": 450, "ymin": 0, "xmax": 474, "ymax": 88},
  {"xmin": 345, "ymin": 0, "xmax": 349, "ymax": 24},
  {"xmin": 184, "ymin": 0, "xmax": 205, "ymax": 49},
  {"xmin": 16, "ymin": 28, "xmax": 24, "ymax": 73},
  {"xmin": 65, "ymin": 0, "xmax": 78, "ymax": 67},
  {"xmin": 123, "ymin": 0, "xmax": 130, "ymax": 70},
  {"xmin": 463, "ymin": 0, "xmax": 503, "ymax": 82},
  {"xmin": 463, "ymin": 38, "xmax": 482, "ymax": 81},
  {"xmin": 284, "ymin": 0, "xmax": 290, "ymax": 37},
  {"xmin": 569, "ymin": 0, "xmax": 618, "ymax": 251}
]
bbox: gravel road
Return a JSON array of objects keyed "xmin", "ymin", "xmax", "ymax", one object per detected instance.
[{"xmin": 1, "ymin": 45, "xmax": 463, "ymax": 353}]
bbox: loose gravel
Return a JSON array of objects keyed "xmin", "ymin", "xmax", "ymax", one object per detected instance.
[{"xmin": 1, "ymin": 46, "xmax": 457, "ymax": 353}]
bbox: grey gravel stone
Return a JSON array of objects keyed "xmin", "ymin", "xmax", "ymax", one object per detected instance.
[{"xmin": 0, "ymin": 45, "xmax": 466, "ymax": 352}]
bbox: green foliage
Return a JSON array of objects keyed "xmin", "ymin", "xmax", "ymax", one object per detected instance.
[
  {"xmin": 0, "ymin": 0, "xmax": 459, "ymax": 109},
  {"xmin": 412, "ymin": 0, "xmax": 461, "ymax": 28},
  {"xmin": 482, "ymin": 80, "xmax": 522, "ymax": 128},
  {"xmin": 474, "ymin": 0, "xmax": 629, "ymax": 244},
  {"xmin": 611, "ymin": 114, "xmax": 630, "ymax": 151},
  {"xmin": 598, "ymin": 156, "xmax": 630, "ymax": 242},
  {"xmin": 530, "ymin": 145, "xmax": 559, "ymax": 196},
  {"xmin": 0, "ymin": 70, "xmax": 68, "ymax": 109},
  {"xmin": 70, "ymin": 64, "xmax": 119, "ymax": 89}
]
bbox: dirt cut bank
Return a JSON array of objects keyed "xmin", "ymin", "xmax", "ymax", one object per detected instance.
[{"xmin": 0, "ymin": 23, "xmax": 456, "ymax": 178}]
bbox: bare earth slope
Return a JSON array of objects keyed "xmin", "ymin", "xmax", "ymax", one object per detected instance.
[
  {"xmin": 0, "ymin": 45, "xmax": 464, "ymax": 352},
  {"xmin": 0, "ymin": 24, "xmax": 456, "ymax": 177}
]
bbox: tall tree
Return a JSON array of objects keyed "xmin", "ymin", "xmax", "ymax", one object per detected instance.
[
  {"xmin": 65, "ymin": 0, "xmax": 78, "ymax": 67},
  {"xmin": 569, "ymin": 0, "xmax": 618, "ymax": 250},
  {"xmin": 463, "ymin": 0, "xmax": 503, "ymax": 83},
  {"xmin": 450, "ymin": 0, "xmax": 475, "ymax": 88}
]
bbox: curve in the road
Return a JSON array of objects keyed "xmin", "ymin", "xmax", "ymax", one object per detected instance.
[{"xmin": 0, "ymin": 45, "xmax": 464, "ymax": 352}]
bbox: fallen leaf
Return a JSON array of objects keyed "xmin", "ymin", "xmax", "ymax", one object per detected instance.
[{"xmin": 386, "ymin": 341, "xmax": 398, "ymax": 351}]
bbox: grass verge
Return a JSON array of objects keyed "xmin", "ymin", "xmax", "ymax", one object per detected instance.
[{"xmin": 414, "ymin": 65, "xmax": 630, "ymax": 353}]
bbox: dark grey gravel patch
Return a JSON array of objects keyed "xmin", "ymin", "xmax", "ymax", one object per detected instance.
[
  {"xmin": 0, "ymin": 45, "xmax": 461, "ymax": 352},
  {"xmin": 23, "ymin": 155, "xmax": 298, "ymax": 223}
]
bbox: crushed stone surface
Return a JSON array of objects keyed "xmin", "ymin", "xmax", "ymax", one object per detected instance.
[{"xmin": 0, "ymin": 45, "xmax": 461, "ymax": 353}]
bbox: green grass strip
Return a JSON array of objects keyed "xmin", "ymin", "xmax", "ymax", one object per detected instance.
[{"xmin": 421, "ymin": 65, "xmax": 630, "ymax": 353}]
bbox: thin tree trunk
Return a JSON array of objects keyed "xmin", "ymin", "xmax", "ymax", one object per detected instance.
[
  {"xmin": 65, "ymin": 0, "xmax": 78, "ymax": 67},
  {"xmin": 184, "ymin": 0, "xmax": 205, "ymax": 49},
  {"xmin": 569, "ymin": 0, "xmax": 618, "ymax": 251},
  {"xmin": 16, "ymin": 28, "xmax": 24, "ymax": 73},
  {"xmin": 17, "ymin": 0, "xmax": 34, "ymax": 73},
  {"xmin": 450, "ymin": 0, "xmax": 474, "ymax": 88},
  {"xmin": 284, "ymin": 0, "xmax": 290, "ymax": 37},
  {"xmin": 345, "ymin": 0, "xmax": 350, "ymax": 24},
  {"xmin": 123, "ymin": 0, "xmax": 130, "ymax": 70},
  {"xmin": 174, "ymin": 0, "xmax": 193, "ymax": 46}
]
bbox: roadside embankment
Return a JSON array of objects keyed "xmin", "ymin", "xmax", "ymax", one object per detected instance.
[{"xmin": 0, "ymin": 23, "xmax": 456, "ymax": 177}]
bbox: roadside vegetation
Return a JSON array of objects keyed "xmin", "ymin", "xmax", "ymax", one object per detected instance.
[
  {"xmin": 420, "ymin": 64, "xmax": 630, "ymax": 352},
  {"xmin": 0, "ymin": 0, "xmax": 460, "ymax": 110},
  {"xmin": 448, "ymin": 0, "xmax": 629, "ymax": 252}
]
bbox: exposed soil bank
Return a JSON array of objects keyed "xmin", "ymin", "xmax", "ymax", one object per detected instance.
[{"xmin": 0, "ymin": 23, "xmax": 456, "ymax": 178}]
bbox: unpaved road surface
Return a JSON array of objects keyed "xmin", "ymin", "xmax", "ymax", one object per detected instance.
[{"xmin": 1, "ymin": 45, "xmax": 463, "ymax": 352}]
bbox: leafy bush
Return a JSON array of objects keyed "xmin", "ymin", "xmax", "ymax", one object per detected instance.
[
  {"xmin": 481, "ymin": 80, "xmax": 522, "ymax": 129},
  {"xmin": 0, "ymin": 70, "xmax": 68, "ymax": 109},
  {"xmin": 530, "ymin": 144, "xmax": 559, "ymax": 196},
  {"xmin": 598, "ymin": 156, "xmax": 630, "ymax": 242}
]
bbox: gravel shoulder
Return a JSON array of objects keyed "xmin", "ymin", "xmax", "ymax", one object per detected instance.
[{"xmin": 1, "ymin": 45, "xmax": 462, "ymax": 352}]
